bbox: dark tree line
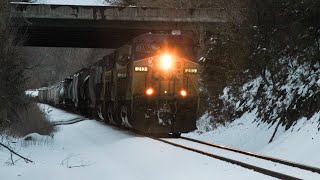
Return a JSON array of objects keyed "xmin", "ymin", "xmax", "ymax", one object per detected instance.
[
  {"xmin": 249, "ymin": 0, "xmax": 320, "ymax": 78},
  {"xmin": 23, "ymin": 47, "xmax": 111, "ymax": 89},
  {"xmin": 0, "ymin": 1, "xmax": 55, "ymax": 138},
  {"xmin": 0, "ymin": 1, "xmax": 36, "ymax": 164},
  {"xmin": 0, "ymin": 0, "xmax": 28, "ymax": 128},
  {"xmin": 216, "ymin": 0, "xmax": 320, "ymax": 128},
  {"xmin": 247, "ymin": 0, "xmax": 320, "ymax": 127}
]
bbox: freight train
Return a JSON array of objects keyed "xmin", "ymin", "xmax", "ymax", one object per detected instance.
[{"xmin": 38, "ymin": 33, "xmax": 199, "ymax": 135}]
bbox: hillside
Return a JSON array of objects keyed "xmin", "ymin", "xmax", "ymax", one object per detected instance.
[
  {"xmin": 188, "ymin": 110, "xmax": 320, "ymax": 167},
  {"xmin": 189, "ymin": 59, "xmax": 320, "ymax": 167},
  {"xmin": 191, "ymin": 1, "xmax": 320, "ymax": 167}
]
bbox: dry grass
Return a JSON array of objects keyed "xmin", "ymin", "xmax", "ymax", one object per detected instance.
[{"xmin": 8, "ymin": 103, "xmax": 56, "ymax": 137}]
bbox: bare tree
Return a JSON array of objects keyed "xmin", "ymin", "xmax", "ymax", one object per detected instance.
[
  {"xmin": 0, "ymin": 0, "xmax": 26, "ymax": 126},
  {"xmin": 0, "ymin": 1, "xmax": 33, "ymax": 128},
  {"xmin": 23, "ymin": 47, "xmax": 112, "ymax": 89},
  {"xmin": 0, "ymin": 135, "xmax": 33, "ymax": 165}
]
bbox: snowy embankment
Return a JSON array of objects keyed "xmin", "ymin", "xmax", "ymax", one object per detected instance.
[
  {"xmin": 187, "ymin": 60, "xmax": 320, "ymax": 167},
  {"xmin": 0, "ymin": 104, "xmax": 273, "ymax": 180},
  {"xmin": 38, "ymin": 104, "xmax": 82, "ymax": 123},
  {"xmin": 187, "ymin": 107, "xmax": 320, "ymax": 167}
]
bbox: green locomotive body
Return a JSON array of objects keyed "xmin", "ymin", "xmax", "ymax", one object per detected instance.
[{"xmin": 101, "ymin": 33, "xmax": 199, "ymax": 134}]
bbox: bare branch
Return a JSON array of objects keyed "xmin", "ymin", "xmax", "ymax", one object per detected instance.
[
  {"xmin": 60, "ymin": 154, "xmax": 92, "ymax": 168},
  {"xmin": 0, "ymin": 142, "xmax": 33, "ymax": 164}
]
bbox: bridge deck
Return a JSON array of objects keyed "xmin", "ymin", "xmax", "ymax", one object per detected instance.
[{"xmin": 11, "ymin": 3, "xmax": 227, "ymax": 48}]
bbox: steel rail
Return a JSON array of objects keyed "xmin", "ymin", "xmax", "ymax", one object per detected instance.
[
  {"xmin": 180, "ymin": 136, "xmax": 320, "ymax": 174},
  {"xmin": 150, "ymin": 137, "xmax": 301, "ymax": 180},
  {"xmin": 52, "ymin": 117, "xmax": 88, "ymax": 126}
]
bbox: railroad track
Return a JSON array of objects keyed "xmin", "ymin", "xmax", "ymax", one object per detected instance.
[
  {"xmin": 180, "ymin": 136, "xmax": 320, "ymax": 174},
  {"xmin": 52, "ymin": 117, "xmax": 89, "ymax": 126},
  {"xmin": 149, "ymin": 136, "xmax": 320, "ymax": 180}
]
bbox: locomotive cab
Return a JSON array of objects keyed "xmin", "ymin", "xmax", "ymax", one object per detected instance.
[{"xmin": 128, "ymin": 34, "xmax": 199, "ymax": 134}]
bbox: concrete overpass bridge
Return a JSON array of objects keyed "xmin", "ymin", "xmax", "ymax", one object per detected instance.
[{"xmin": 11, "ymin": 3, "xmax": 227, "ymax": 48}]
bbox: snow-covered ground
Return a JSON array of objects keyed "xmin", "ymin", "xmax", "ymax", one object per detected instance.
[
  {"xmin": 186, "ymin": 110, "xmax": 320, "ymax": 168},
  {"xmin": 38, "ymin": 104, "xmax": 83, "ymax": 123},
  {"xmin": 0, "ymin": 104, "xmax": 274, "ymax": 180},
  {"xmin": 25, "ymin": 90, "xmax": 38, "ymax": 98}
]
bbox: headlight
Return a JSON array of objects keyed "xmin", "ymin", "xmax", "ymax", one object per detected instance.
[
  {"xmin": 180, "ymin": 89, "xmax": 187, "ymax": 97},
  {"xmin": 161, "ymin": 54, "xmax": 172, "ymax": 70},
  {"xmin": 146, "ymin": 88, "xmax": 154, "ymax": 96}
]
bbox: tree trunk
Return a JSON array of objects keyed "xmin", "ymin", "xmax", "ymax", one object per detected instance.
[
  {"xmin": 0, "ymin": 108, "xmax": 7, "ymax": 127},
  {"xmin": 268, "ymin": 119, "xmax": 282, "ymax": 143}
]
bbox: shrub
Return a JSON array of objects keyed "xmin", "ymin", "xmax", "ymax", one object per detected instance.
[{"xmin": 8, "ymin": 102, "xmax": 55, "ymax": 137}]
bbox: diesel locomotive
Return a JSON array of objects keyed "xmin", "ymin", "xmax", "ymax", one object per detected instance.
[{"xmin": 38, "ymin": 33, "xmax": 200, "ymax": 135}]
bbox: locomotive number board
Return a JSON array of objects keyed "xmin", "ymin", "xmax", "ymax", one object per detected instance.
[
  {"xmin": 135, "ymin": 67, "xmax": 148, "ymax": 72},
  {"xmin": 185, "ymin": 69, "xmax": 198, "ymax": 73}
]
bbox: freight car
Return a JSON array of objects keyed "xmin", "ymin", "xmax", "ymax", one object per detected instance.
[{"xmin": 38, "ymin": 33, "xmax": 199, "ymax": 135}]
